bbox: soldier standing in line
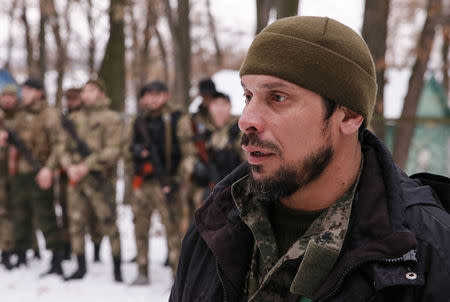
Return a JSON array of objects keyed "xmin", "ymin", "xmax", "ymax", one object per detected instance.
[
  {"xmin": 129, "ymin": 81, "xmax": 196, "ymax": 285},
  {"xmin": 0, "ymin": 85, "xmax": 19, "ymax": 270},
  {"xmin": 60, "ymin": 78, "xmax": 123, "ymax": 282},
  {"xmin": 204, "ymin": 92, "xmax": 244, "ymax": 189},
  {"xmin": 188, "ymin": 78, "xmax": 217, "ymax": 220},
  {"xmin": 58, "ymin": 88, "xmax": 103, "ymax": 262},
  {"xmin": 0, "ymin": 79, "xmax": 65, "ymax": 275}
]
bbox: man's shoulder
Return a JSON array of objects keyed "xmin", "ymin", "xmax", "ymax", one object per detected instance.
[{"xmin": 400, "ymin": 173, "xmax": 450, "ymax": 257}]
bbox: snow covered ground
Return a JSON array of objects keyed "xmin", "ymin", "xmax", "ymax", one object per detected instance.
[{"xmin": 0, "ymin": 205, "xmax": 173, "ymax": 302}]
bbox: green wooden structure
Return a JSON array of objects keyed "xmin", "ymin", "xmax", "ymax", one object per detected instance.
[{"xmin": 386, "ymin": 76, "xmax": 450, "ymax": 176}]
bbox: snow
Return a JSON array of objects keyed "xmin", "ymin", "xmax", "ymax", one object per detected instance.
[{"xmin": 0, "ymin": 205, "xmax": 173, "ymax": 302}]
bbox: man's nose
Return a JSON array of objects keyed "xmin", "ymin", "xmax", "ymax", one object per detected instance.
[{"xmin": 238, "ymin": 98, "xmax": 265, "ymax": 134}]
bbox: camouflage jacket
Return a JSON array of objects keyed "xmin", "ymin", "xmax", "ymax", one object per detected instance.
[
  {"xmin": 12, "ymin": 100, "xmax": 62, "ymax": 174},
  {"xmin": 0, "ymin": 107, "xmax": 16, "ymax": 175},
  {"xmin": 171, "ymin": 131, "xmax": 446, "ymax": 302},
  {"xmin": 59, "ymin": 97, "xmax": 123, "ymax": 174},
  {"xmin": 233, "ymin": 169, "xmax": 360, "ymax": 301}
]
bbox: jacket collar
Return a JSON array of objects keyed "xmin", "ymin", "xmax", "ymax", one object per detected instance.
[{"xmin": 195, "ymin": 130, "xmax": 418, "ymax": 300}]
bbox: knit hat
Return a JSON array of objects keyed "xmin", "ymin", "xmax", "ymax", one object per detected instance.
[
  {"xmin": 85, "ymin": 77, "xmax": 106, "ymax": 92},
  {"xmin": 23, "ymin": 78, "xmax": 44, "ymax": 91},
  {"xmin": 240, "ymin": 16, "xmax": 377, "ymax": 127},
  {"xmin": 1, "ymin": 84, "xmax": 18, "ymax": 96},
  {"xmin": 139, "ymin": 81, "xmax": 168, "ymax": 98}
]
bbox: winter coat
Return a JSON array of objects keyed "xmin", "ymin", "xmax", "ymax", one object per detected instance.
[{"xmin": 170, "ymin": 131, "xmax": 450, "ymax": 302}]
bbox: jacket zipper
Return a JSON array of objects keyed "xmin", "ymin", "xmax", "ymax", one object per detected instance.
[
  {"xmin": 216, "ymin": 261, "xmax": 232, "ymax": 302},
  {"xmin": 317, "ymin": 249, "xmax": 417, "ymax": 302}
]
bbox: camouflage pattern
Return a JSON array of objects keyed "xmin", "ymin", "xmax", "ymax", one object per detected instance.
[
  {"xmin": 121, "ymin": 114, "xmax": 136, "ymax": 205},
  {"xmin": 60, "ymin": 97, "xmax": 123, "ymax": 257},
  {"xmin": 0, "ymin": 108, "xmax": 15, "ymax": 252},
  {"xmin": 231, "ymin": 166, "xmax": 361, "ymax": 301},
  {"xmin": 131, "ymin": 106, "xmax": 196, "ymax": 276},
  {"xmin": 9, "ymin": 100, "xmax": 64, "ymax": 252}
]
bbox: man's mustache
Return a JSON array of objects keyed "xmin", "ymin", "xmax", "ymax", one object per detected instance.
[{"xmin": 241, "ymin": 133, "xmax": 281, "ymax": 156}]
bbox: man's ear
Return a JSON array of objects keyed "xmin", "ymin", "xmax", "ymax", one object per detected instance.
[{"xmin": 339, "ymin": 107, "xmax": 364, "ymax": 135}]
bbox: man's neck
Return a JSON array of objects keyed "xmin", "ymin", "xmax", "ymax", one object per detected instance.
[{"xmin": 281, "ymin": 141, "xmax": 362, "ymax": 211}]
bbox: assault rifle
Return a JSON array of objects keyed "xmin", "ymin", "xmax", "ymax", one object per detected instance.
[
  {"xmin": 132, "ymin": 112, "xmax": 178, "ymax": 202},
  {"xmin": 0, "ymin": 119, "xmax": 41, "ymax": 173},
  {"xmin": 61, "ymin": 114, "xmax": 91, "ymax": 158},
  {"xmin": 60, "ymin": 114, "xmax": 101, "ymax": 185}
]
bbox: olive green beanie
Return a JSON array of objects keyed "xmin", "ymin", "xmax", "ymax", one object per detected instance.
[{"xmin": 240, "ymin": 16, "xmax": 377, "ymax": 127}]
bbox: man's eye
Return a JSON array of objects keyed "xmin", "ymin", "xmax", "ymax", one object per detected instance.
[
  {"xmin": 243, "ymin": 93, "xmax": 252, "ymax": 103},
  {"xmin": 273, "ymin": 94, "xmax": 287, "ymax": 102}
]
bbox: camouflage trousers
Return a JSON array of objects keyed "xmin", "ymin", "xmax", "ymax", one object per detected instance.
[
  {"xmin": 131, "ymin": 179, "xmax": 187, "ymax": 276},
  {"xmin": 67, "ymin": 173, "xmax": 121, "ymax": 257},
  {"xmin": 59, "ymin": 172, "xmax": 102, "ymax": 246},
  {"xmin": 0, "ymin": 176, "xmax": 14, "ymax": 251},
  {"xmin": 10, "ymin": 173, "xmax": 63, "ymax": 251}
]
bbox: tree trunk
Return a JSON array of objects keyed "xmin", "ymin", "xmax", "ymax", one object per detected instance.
[
  {"xmin": 155, "ymin": 24, "xmax": 169, "ymax": 84},
  {"xmin": 5, "ymin": 0, "xmax": 18, "ymax": 70},
  {"xmin": 443, "ymin": 25, "xmax": 449, "ymax": 96},
  {"xmin": 206, "ymin": 0, "xmax": 222, "ymax": 67},
  {"xmin": 275, "ymin": 0, "xmax": 299, "ymax": 19},
  {"xmin": 164, "ymin": 0, "xmax": 191, "ymax": 109},
  {"xmin": 47, "ymin": 0, "xmax": 71, "ymax": 109},
  {"xmin": 86, "ymin": 0, "xmax": 96, "ymax": 75},
  {"xmin": 99, "ymin": 0, "xmax": 126, "ymax": 111},
  {"xmin": 392, "ymin": 0, "xmax": 441, "ymax": 169},
  {"xmin": 38, "ymin": 0, "xmax": 47, "ymax": 82},
  {"xmin": 256, "ymin": 0, "xmax": 272, "ymax": 34},
  {"xmin": 21, "ymin": 1, "xmax": 36, "ymax": 77},
  {"xmin": 361, "ymin": 0, "xmax": 390, "ymax": 140}
]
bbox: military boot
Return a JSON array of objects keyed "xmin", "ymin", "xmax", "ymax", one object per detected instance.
[
  {"xmin": 14, "ymin": 250, "xmax": 27, "ymax": 268},
  {"xmin": 113, "ymin": 256, "xmax": 123, "ymax": 282},
  {"xmin": 62, "ymin": 242, "xmax": 72, "ymax": 261},
  {"xmin": 1, "ymin": 251, "xmax": 13, "ymax": 270},
  {"xmin": 93, "ymin": 243, "xmax": 101, "ymax": 263},
  {"xmin": 65, "ymin": 254, "xmax": 87, "ymax": 281},
  {"xmin": 33, "ymin": 248, "xmax": 41, "ymax": 260},
  {"xmin": 40, "ymin": 251, "xmax": 64, "ymax": 277},
  {"xmin": 130, "ymin": 265, "xmax": 149, "ymax": 286}
]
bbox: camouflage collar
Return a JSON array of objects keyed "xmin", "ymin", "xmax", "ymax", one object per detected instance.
[
  {"xmin": 26, "ymin": 99, "xmax": 46, "ymax": 113},
  {"xmin": 231, "ymin": 159, "xmax": 363, "ymax": 300}
]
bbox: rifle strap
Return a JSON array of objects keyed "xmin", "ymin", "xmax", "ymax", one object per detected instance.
[{"xmin": 163, "ymin": 112, "xmax": 172, "ymax": 174}]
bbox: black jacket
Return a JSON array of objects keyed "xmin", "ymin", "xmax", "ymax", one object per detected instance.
[{"xmin": 170, "ymin": 131, "xmax": 450, "ymax": 301}]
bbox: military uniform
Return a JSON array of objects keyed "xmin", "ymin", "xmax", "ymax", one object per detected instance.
[
  {"xmin": 0, "ymin": 108, "xmax": 15, "ymax": 260},
  {"xmin": 9, "ymin": 99, "xmax": 64, "ymax": 264},
  {"xmin": 59, "ymin": 97, "xmax": 123, "ymax": 267},
  {"xmin": 188, "ymin": 109, "xmax": 216, "ymax": 219},
  {"xmin": 130, "ymin": 105, "xmax": 196, "ymax": 278}
]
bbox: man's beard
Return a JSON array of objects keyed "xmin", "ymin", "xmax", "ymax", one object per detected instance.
[{"xmin": 243, "ymin": 133, "xmax": 334, "ymax": 205}]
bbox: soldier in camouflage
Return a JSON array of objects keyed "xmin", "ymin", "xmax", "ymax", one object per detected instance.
[
  {"xmin": 0, "ymin": 84, "xmax": 19, "ymax": 270},
  {"xmin": 60, "ymin": 79, "xmax": 123, "ymax": 282},
  {"xmin": 188, "ymin": 78, "xmax": 217, "ymax": 220},
  {"xmin": 58, "ymin": 88, "xmax": 104, "ymax": 262},
  {"xmin": 1, "ymin": 79, "xmax": 65, "ymax": 276},
  {"xmin": 129, "ymin": 81, "xmax": 196, "ymax": 285}
]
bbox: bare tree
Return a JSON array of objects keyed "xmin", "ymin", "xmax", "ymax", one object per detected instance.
[
  {"xmin": 21, "ymin": 0, "xmax": 37, "ymax": 77},
  {"xmin": 205, "ymin": 0, "xmax": 222, "ymax": 66},
  {"xmin": 163, "ymin": 0, "xmax": 191, "ymax": 109},
  {"xmin": 275, "ymin": 0, "xmax": 299, "ymax": 19},
  {"xmin": 46, "ymin": 0, "xmax": 72, "ymax": 108},
  {"xmin": 361, "ymin": 0, "xmax": 390, "ymax": 140},
  {"xmin": 256, "ymin": 0, "xmax": 273, "ymax": 34},
  {"xmin": 99, "ymin": 0, "xmax": 127, "ymax": 111},
  {"xmin": 86, "ymin": 0, "xmax": 96, "ymax": 75},
  {"xmin": 38, "ymin": 0, "xmax": 48, "ymax": 82},
  {"xmin": 392, "ymin": 0, "xmax": 442, "ymax": 169},
  {"xmin": 4, "ymin": 0, "xmax": 19, "ymax": 70},
  {"xmin": 256, "ymin": 0, "xmax": 299, "ymax": 35},
  {"xmin": 443, "ymin": 25, "xmax": 449, "ymax": 96}
]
